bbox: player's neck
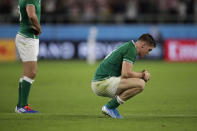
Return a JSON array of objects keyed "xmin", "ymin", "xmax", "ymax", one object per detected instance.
[{"xmin": 135, "ymin": 42, "xmax": 141, "ymax": 55}]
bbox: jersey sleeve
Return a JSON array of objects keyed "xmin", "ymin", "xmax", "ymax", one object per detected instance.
[
  {"xmin": 123, "ymin": 45, "xmax": 137, "ymax": 64},
  {"xmin": 26, "ymin": 0, "xmax": 36, "ymax": 6}
]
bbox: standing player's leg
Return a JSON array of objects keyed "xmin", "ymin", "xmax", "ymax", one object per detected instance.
[
  {"xmin": 23, "ymin": 62, "xmax": 37, "ymax": 79},
  {"xmin": 19, "ymin": 62, "xmax": 37, "ymax": 109},
  {"xmin": 15, "ymin": 34, "xmax": 39, "ymax": 113}
]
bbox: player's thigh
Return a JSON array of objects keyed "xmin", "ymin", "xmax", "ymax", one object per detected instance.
[
  {"xmin": 15, "ymin": 34, "xmax": 39, "ymax": 62},
  {"xmin": 116, "ymin": 78, "xmax": 145, "ymax": 95}
]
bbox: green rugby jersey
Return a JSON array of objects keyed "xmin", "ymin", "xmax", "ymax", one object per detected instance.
[
  {"xmin": 92, "ymin": 41, "xmax": 137, "ymax": 81},
  {"xmin": 18, "ymin": 0, "xmax": 41, "ymax": 39}
]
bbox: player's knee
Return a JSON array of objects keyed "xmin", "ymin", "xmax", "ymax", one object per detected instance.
[
  {"xmin": 137, "ymin": 79, "xmax": 146, "ymax": 91},
  {"xmin": 30, "ymin": 69, "xmax": 37, "ymax": 79}
]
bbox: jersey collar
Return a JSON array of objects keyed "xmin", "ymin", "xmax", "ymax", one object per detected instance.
[{"xmin": 131, "ymin": 40, "xmax": 136, "ymax": 48}]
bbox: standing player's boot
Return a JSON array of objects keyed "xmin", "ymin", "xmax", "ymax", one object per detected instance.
[
  {"xmin": 15, "ymin": 105, "xmax": 39, "ymax": 113},
  {"xmin": 113, "ymin": 108, "xmax": 123, "ymax": 119},
  {"xmin": 102, "ymin": 105, "xmax": 116, "ymax": 118}
]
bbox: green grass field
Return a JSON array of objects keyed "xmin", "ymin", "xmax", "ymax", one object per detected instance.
[{"xmin": 0, "ymin": 60, "xmax": 197, "ymax": 131}]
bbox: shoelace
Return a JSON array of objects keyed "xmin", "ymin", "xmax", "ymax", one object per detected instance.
[{"xmin": 24, "ymin": 105, "xmax": 32, "ymax": 111}]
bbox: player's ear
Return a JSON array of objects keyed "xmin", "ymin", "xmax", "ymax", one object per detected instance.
[{"xmin": 141, "ymin": 42, "xmax": 145, "ymax": 48}]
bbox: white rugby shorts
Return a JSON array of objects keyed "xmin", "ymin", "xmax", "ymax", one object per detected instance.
[
  {"xmin": 15, "ymin": 34, "xmax": 39, "ymax": 62},
  {"xmin": 91, "ymin": 77, "xmax": 121, "ymax": 98}
]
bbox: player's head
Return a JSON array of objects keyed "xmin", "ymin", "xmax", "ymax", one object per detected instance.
[{"xmin": 136, "ymin": 33, "xmax": 156, "ymax": 58}]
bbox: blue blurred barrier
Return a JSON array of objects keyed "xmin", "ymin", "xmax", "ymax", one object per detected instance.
[
  {"xmin": 1, "ymin": 24, "xmax": 197, "ymax": 40},
  {"xmin": 39, "ymin": 40, "xmax": 122, "ymax": 60},
  {"xmin": 1, "ymin": 24, "xmax": 197, "ymax": 60},
  {"xmin": 38, "ymin": 40, "xmax": 162, "ymax": 60}
]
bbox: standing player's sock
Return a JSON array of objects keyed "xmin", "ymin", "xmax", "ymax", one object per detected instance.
[
  {"xmin": 20, "ymin": 76, "xmax": 34, "ymax": 107},
  {"xmin": 17, "ymin": 78, "xmax": 23, "ymax": 107},
  {"xmin": 106, "ymin": 96, "xmax": 125, "ymax": 109}
]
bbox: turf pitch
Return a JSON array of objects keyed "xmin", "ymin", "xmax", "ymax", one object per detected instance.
[{"xmin": 0, "ymin": 60, "xmax": 197, "ymax": 131}]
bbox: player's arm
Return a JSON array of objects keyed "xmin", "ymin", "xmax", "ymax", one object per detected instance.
[
  {"xmin": 26, "ymin": 5, "xmax": 42, "ymax": 36},
  {"xmin": 121, "ymin": 61, "xmax": 150, "ymax": 81},
  {"xmin": 121, "ymin": 61, "xmax": 143, "ymax": 79}
]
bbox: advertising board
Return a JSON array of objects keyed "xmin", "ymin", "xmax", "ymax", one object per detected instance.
[{"xmin": 165, "ymin": 40, "xmax": 197, "ymax": 61}]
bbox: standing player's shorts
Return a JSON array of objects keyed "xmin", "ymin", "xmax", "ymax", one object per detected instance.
[
  {"xmin": 15, "ymin": 34, "xmax": 39, "ymax": 62},
  {"xmin": 91, "ymin": 77, "xmax": 121, "ymax": 98}
]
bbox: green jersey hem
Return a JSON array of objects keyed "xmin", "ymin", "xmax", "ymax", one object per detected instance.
[
  {"xmin": 18, "ymin": 32, "xmax": 39, "ymax": 39},
  {"xmin": 92, "ymin": 76, "xmax": 111, "ymax": 82}
]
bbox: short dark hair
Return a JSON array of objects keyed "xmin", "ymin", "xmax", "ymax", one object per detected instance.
[{"xmin": 138, "ymin": 33, "xmax": 156, "ymax": 47}]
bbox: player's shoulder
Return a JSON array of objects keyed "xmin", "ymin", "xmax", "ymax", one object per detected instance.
[
  {"xmin": 117, "ymin": 41, "xmax": 129, "ymax": 49},
  {"xmin": 127, "ymin": 40, "xmax": 135, "ymax": 46},
  {"xmin": 121, "ymin": 41, "xmax": 134, "ymax": 47},
  {"xmin": 127, "ymin": 40, "xmax": 136, "ymax": 50},
  {"xmin": 117, "ymin": 41, "xmax": 133, "ymax": 50},
  {"xmin": 123, "ymin": 40, "xmax": 137, "ymax": 56}
]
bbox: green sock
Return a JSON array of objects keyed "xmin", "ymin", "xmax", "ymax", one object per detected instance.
[
  {"xmin": 20, "ymin": 80, "xmax": 32, "ymax": 107},
  {"xmin": 106, "ymin": 98, "xmax": 120, "ymax": 109},
  {"xmin": 17, "ymin": 79, "xmax": 22, "ymax": 107}
]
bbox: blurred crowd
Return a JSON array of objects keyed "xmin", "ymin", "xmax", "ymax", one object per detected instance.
[{"xmin": 0, "ymin": 0, "xmax": 197, "ymax": 24}]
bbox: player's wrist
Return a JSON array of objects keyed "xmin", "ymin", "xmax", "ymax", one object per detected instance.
[
  {"xmin": 31, "ymin": 26, "xmax": 41, "ymax": 36},
  {"xmin": 141, "ymin": 72, "xmax": 145, "ymax": 79},
  {"xmin": 141, "ymin": 71, "xmax": 148, "ymax": 82}
]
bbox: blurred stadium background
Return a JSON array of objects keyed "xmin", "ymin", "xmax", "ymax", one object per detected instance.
[
  {"xmin": 0, "ymin": 0, "xmax": 197, "ymax": 131},
  {"xmin": 1, "ymin": 0, "xmax": 197, "ymax": 61}
]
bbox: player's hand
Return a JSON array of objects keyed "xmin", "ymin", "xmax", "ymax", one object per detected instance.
[
  {"xmin": 142, "ymin": 70, "xmax": 150, "ymax": 82},
  {"xmin": 144, "ymin": 71, "xmax": 150, "ymax": 82},
  {"xmin": 31, "ymin": 26, "xmax": 42, "ymax": 36}
]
